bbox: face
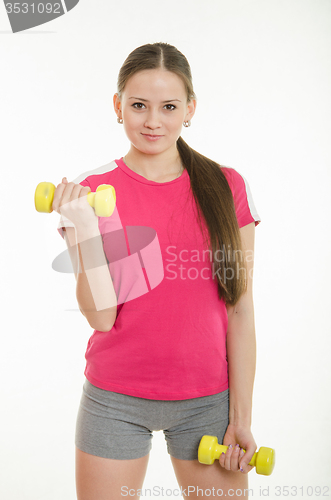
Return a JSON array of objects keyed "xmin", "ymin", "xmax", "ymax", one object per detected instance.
[{"xmin": 114, "ymin": 69, "xmax": 196, "ymax": 157}]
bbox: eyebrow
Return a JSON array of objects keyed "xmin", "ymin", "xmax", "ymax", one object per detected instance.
[{"xmin": 128, "ymin": 97, "xmax": 181, "ymax": 103}]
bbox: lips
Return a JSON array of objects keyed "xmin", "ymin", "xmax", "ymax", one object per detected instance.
[{"xmin": 141, "ymin": 133, "xmax": 163, "ymax": 141}]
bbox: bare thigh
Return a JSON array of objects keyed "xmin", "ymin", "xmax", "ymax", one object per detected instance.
[
  {"xmin": 170, "ymin": 456, "xmax": 250, "ymax": 499},
  {"xmin": 76, "ymin": 447, "xmax": 150, "ymax": 500}
]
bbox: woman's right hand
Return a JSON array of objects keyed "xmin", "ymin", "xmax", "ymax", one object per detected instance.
[{"xmin": 52, "ymin": 177, "xmax": 98, "ymax": 232}]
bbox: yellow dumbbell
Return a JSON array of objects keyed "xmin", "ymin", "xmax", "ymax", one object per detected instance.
[
  {"xmin": 34, "ymin": 182, "xmax": 116, "ymax": 218},
  {"xmin": 198, "ymin": 435, "xmax": 275, "ymax": 476}
]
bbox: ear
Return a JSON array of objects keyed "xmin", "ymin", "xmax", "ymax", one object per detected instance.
[
  {"xmin": 113, "ymin": 93, "xmax": 121, "ymax": 113},
  {"xmin": 185, "ymin": 98, "xmax": 197, "ymax": 122}
]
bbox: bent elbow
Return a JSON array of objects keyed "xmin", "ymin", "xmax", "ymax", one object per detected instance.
[
  {"xmin": 95, "ymin": 322, "xmax": 114, "ymax": 333},
  {"xmin": 89, "ymin": 309, "xmax": 117, "ymax": 333}
]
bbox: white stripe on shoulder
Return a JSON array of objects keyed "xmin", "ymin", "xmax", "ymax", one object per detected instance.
[
  {"xmin": 71, "ymin": 160, "xmax": 118, "ymax": 184},
  {"xmin": 240, "ymin": 174, "xmax": 261, "ymax": 223}
]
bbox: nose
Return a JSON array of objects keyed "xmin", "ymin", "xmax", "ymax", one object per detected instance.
[{"xmin": 143, "ymin": 109, "xmax": 162, "ymax": 130}]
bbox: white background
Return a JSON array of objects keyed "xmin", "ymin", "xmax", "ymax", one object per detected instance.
[{"xmin": 1, "ymin": 0, "xmax": 330, "ymax": 498}]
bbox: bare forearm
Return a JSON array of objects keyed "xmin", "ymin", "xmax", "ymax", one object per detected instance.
[
  {"xmin": 64, "ymin": 226, "xmax": 117, "ymax": 332},
  {"xmin": 226, "ymin": 308, "xmax": 256, "ymax": 427}
]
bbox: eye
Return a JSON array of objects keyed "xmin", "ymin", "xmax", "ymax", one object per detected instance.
[
  {"xmin": 132, "ymin": 102, "xmax": 145, "ymax": 109},
  {"xmin": 165, "ymin": 104, "xmax": 176, "ymax": 110}
]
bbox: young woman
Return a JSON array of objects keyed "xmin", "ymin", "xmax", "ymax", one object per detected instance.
[{"xmin": 53, "ymin": 42, "xmax": 261, "ymax": 500}]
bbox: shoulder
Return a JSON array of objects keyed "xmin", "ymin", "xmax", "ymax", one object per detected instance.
[
  {"xmin": 220, "ymin": 165, "xmax": 261, "ymax": 228},
  {"xmin": 220, "ymin": 166, "xmax": 246, "ymax": 193},
  {"xmin": 73, "ymin": 160, "xmax": 120, "ymax": 189}
]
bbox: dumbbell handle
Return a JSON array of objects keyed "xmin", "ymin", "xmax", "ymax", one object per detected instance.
[{"xmin": 212, "ymin": 443, "xmax": 257, "ymax": 467}]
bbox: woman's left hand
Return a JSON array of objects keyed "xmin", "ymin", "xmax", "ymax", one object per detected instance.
[{"xmin": 219, "ymin": 423, "xmax": 257, "ymax": 474}]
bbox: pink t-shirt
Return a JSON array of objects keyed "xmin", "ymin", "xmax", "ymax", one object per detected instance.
[{"xmin": 58, "ymin": 157, "xmax": 261, "ymax": 400}]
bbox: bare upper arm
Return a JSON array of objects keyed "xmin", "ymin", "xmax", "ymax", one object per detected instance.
[
  {"xmin": 63, "ymin": 227, "xmax": 80, "ymax": 281},
  {"xmin": 226, "ymin": 222, "xmax": 256, "ymax": 316},
  {"xmin": 63, "ymin": 227, "xmax": 88, "ymax": 316}
]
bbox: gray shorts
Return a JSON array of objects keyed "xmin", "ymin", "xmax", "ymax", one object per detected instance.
[{"xmin": 75, "ymin": 379, "xmax": 229, "ymax": 461}]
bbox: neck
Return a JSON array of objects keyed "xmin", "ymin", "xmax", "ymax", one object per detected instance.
[{"xmin": 123, "ymin": 152, "xmax": 184, "ymax": 182}]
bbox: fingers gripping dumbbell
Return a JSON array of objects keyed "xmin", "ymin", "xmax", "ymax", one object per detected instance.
[
  {"xmin": 198, "ymin": 435, "xmax": 275, "ymax": 476},
  {"xmin": 34, "ymin": 182, "xmax": 116, "ymax": 217}
]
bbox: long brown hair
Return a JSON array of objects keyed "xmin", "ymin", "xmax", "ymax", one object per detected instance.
[{"xmin": 117, "ymin": 42, "xmax": 246, "ymax": 305}]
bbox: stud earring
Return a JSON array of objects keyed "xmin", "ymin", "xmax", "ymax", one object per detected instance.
[
  {"xmin": 117, "ymin": 117, "xmax": 123, "ymax": 124},
  {"xmin": 183, "ymin": 120, "xmax": 191, "ymax": 127}
]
